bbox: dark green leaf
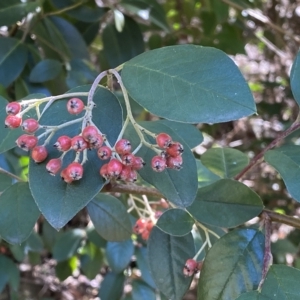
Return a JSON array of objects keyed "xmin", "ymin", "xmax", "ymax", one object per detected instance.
[
  {"xmin": 0, "ymin": 254, "xmax": 20, "ymax": 292},
  {"xmin": 201, "ymin": 148, "xmax": 249, "ymax": 178},
  {"xmin": 42, "ymin": 220, "xmax": 59, "ymax": 251},
  {"xmin": 28, "ymin": 251, "xmax": 41, "ymax": 265},
  {"xmin": 0, "ymin": 182, "xmax": 40, "ymax": 244},
  {"xmin": 98, "ymin": 272, "xmax": 125, "ymax": 300},
  {"xmin": 52, "ymin": 229, "xmax": 86, "ymax": 262},
  {"xmin": 235, "ymin": 291, "xmax": 269, "ymax": 300},
  {"xmin": 106, "ymin": 239, "xmax": 134, "ymax": 274},
  {"xmin": 148, "ymin": 227, "xmax": 194, "ymax": 300},
  {"xmin": 132, "ymin": 280, "xmax": 156, "ymax": 300},
  {"xmin": 86, "ymin": 226, "xmax": 107, "ymax": 248},
  {"xmin": 265, "ymin": 145, "xmax": 300, "ymax": 202},
  {"xmin": 198, "ymin": 228, "xmax": 264, "ymax": 300},
  {"xmin": 196, "ymin": 159, "xmax": 220, "ymax": 188},
  {"xmin": 29, "ymin": 59, "xmax": 62, "ymax": 83},
  {"xmin": 156, "ymin": 208, "xmax": 194, "ymax": 236},
  {"xmin": 290, "ymin": 50, "xmax": 300, "ymax": 106},
  {"xmin": 0, "ymin": 37, "xmax": 28, "ymax": 87},
  {"xmin": 9, "ymin": 244, "xmax": 26, "ymax": 262},
  {"xmin": 187, "ymin": 179, "xmax": 263, "ymax": 228},
  {"xmin": 87, "ymin": 194, "xmax": 132, "ymax": 242},
  {"xmin": 122, "ymin": 45, "xmax": 256, "ymax": 123},
  {"xmin": 103, "ymin": 16, "xmax": 144, "ymax": 68},
  {"xmin": 55, "ymin": 256, "xmax": 77, "ymax": 281},
  {"xmin": 0, "ymin": 172, "xmax": 12, "ymax": 192},
  {"xmin": 26, "ymin": 231, "xmax": 44, "ymax": 253},
  {"xmin": 15, "ymin": 77, "xmax": 30, "ymax": 99}
]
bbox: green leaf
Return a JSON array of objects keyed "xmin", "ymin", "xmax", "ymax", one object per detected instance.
[
  {"xmin": 55, "ymin": 256, "xmax": 78, "ymax": 281},
  {"xmin": 0, "ymin": 172, "xmax": 12, "ymax": 192},
  {"xmin": 42, "ymin": 220, "xmax": 59, "ymax": 251},
  {"xmin": 86, "ymin": 226, "xmax": 107, "ymax": 248},
  {"xmin": 147, "ymin": 227, "xmax": 194, "ymax": 300},
  {"xmin": 0, "ymin": 37, "xmax": 28, "ymax": 87},
  {"xmin": 0, "ymin": 182, "xmax": 40, "ymax": 244},
  {"xmin": 156, "ymin": 208, "xmax": 194, "ymax": 236},
  {"xmin": 122, "ymin": 45, "xmax": 256, "ymax": 123},
  {"xmin": 106, "ymin": 239, "xmax": 134, "ymax": 274},
  {"xmin": 26, "ymin": 231, "xmax": 44, "ymax": 253},
  {"xmin": 265, "ymin": 145, "xmax": 300, "ymax": 202},
  {"xmin": 201, "ymin": 148, "xmax": 249, "ymax": 178},
  {"xmin": 87, "ymin": 194, "xmax": 132, "ymax": 242},
  {"xmin": 187, "ymin": 179, "xmax": 263, "ymax": 228},
  {"xmin": 52, "ymin": 229, "xmax": 86, "ymax": 262},
  {"xmin": 102, "ymin": 16, "xmax": 144, "ymax": 68},
  {"xmin": 0, "ymin": 1, "xmax": 39, "ymax": 26},
  {"xmin": 29, "ymin": 59, "xmax": 62, "ymax": 83},
  {"xmin": 132, "ymin": 280, "xmax": 156, "ymax": 300},
  {"xmin": 0, "ymin": 254, "xmax": 20, "ymax": 292},
  {"xmin": 15, "ymin": 77, "xmax": 30, "ymax": 99},
  {"xmin": 9, "ymin": 244, "xmax": 26, "ymax": 262},
  {"xmin": 196, "ymin": 159, "xmax": 220, "ymax": 188},
  {"xmin": 235, "ymin": 291, "xmax": 269, "ymax": 300},
  {"xmin": 198, "ymin": 228, "xmax": 264, "ymax": 300},
  {"xmin": 290, "ymin": 50, "xmax": 300, "ymax": 106},
  {"xmin": 98, "ymin": 272, "xmax": 125, "ymax": 300},
  {"xmin": 29, "ymin": 86, "xmax": 122, "ymax": 229}
]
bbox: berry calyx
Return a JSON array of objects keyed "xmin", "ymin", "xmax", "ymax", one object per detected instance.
[
  {"xmin": 54, "ymin": 135, "xmax": 72, "ymax": 152},
  {"xmin": 6, "ymin": 102, "xmax": 21, "ymax": 115},
  {"xmin": 66, "ymin": 162, "xmax": 83, "ymax": 181},
  {"xmin": 183, "ymin": 259, "xmax": 198, "ymax": 277},
  {"xmin": 132, "ymin": 156, "xmax": 145, "ymax": 170},
  {"xmin": 31, "ymin": 145, "xmax": 48, "ymax": 163},
  {"xmin": 99, "ymin": 163, "xmax": 109, "ymax": 180},
  {"xmin": 71, "ymin": 136, "xmax": 88, "ymax": 152},
  {"xmin": 67, "ymin": 98, "xmax": 85, "ymax": 114},
  {"xmin": 115, "ymin": 139, "xmax": 131, "ymax": 155},
  {"xmin": 21, "ymin": 118, "xmax": 39, "ymax": 133},
  {"xmin": 88, "ymin": 134, "xmax": 103, "ymax": 149},
  {"xmin": 128, "ymin": 168, "xmax": 137, "ymax": 182},
  {"xmin": 16, "ymin": 134, "xmax": 38, "ymax": 151},
  {"xmin": 97, "ymin": 146, "xmax": 112, "ymax": 160},
  {"xmin": 166, "ymin": 155, "xmax": 183, "ymax": 170},
  {"xmin": 5, "ymin": 115, "xmax": 22, "ymax": 128},
  {"xmin": 166, "ymin": 142, "xmax": 184, "ymax": 157},
  {"xmin": 46, "ymin": 158, "xmax": 62, "ymax": 175},
  {"xmin": 107, "ymin": 158, "xmax": 123, "ymax": 177},
  {"xmin": 82, "ymin": 126, "xmax": 99, "ymax": 143},
  {"xmin": 151, "ymin": 155, "xmax": 166, "ymax": 172},
  {"xmin": 156, "ymin": 133, "xmax": 172, "ymax": 148}
]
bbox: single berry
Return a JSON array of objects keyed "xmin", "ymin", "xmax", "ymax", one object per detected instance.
[
  {"xmin": 46, "ymin": 158, "xmax": 62, "ymax": 175},
  {"xmin": 97, "ymin": 146, "xmax": 112, "ymax": 160},
  {"xmin": 128, "ymin": 169, "xmax": 137, "ymax": 182},
  {"xmin": 151, "ymin": 155, "xmax": 166, "ymax": 172},
  {"xmin": 22, "ymin": 118, "xmax": 39, "ymax": 133},
  {"xmin": 67, "ymin": 98, "xmax": 85, "ymax": 114},
  {"xmin": 146, "ymin": 220, "xmax": 154, "ymax": 232},
  {"xmin": 166, "ymin": 142, "xmax": 184, "ymax": 157},
  {"xmin": 16, "ymin": 134, "xmax": 38, "ymax": 151},
  {"xmin": 141, "ymin": 230, "xmax": 150, "ymax": 240},
  {"xmin": 133, "ymin": 218, "xmax": 147, "ymax": 234},
  {"xmin": 60, "ymin": 168, "xmax": 73, "ymax": 184},
  {"xmin": 119, "ymin": 165, "xmax": 132, "ymax": 181},
  {"xmin": 132, "ymin": 156, "xmax": 145, "ymax": 170},
  {"xmin": 31, "ymin": 145, "xmax": 48, "ymax": 163},
  {"xmin": 82, "ymin": 126, "xmax": 99, "ymax": 143},
  {"xmin": 71, "ymin": 136, "xmax": 88, "ymax": 152},
  {"xmin": 156, "ymin": 133, "xmax": 172, "ymax": 148},
  {"xmin": 6, "ymin": 102, "xmax": 21, "ymax": 115},
  {"xmin": 166, "ymin": 155, "xmax": 183, "ymax": 170},
  {"xmin": 54, "ymin": 135, "xmax": 72, "ymax": 152},
  {"xmin": 107, "ymin": 158, "xmax": 123, "ymax": 177},
  {"xmin": 99, "ymin": 163, "xmax": 109, "ymax": 180},
  {"xmin": 5, "ymin": 115, "xmax": 22, "ymax": 128},
  {"xmin": 66, "ymin": 162, "xmax": 83, "ymax": 181},
  {"xmin": 115, "ymin": 139, "xmax": 131, "ymax": 155},
  {"xmin": 183, "ymin": 259, "xmax": 198, "ymax": 277},
  {"xmin": 88, "ymin": 134, "xmax": 103, "ymax": 149},
  {"xmin": 122, "ymin": 153, "xmax": 135, "ymax": 166}
]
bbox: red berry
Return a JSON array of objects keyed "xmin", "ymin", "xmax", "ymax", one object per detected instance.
[
  {"xmin": 22, "ymin": 118, "xmax": 39, "ymax": 133},
  {"xmin": 88, "ymin": 134, "xmax": 103, "ymax": 149},
  {"xmin": 119, "ymin": 165, "xmax": 132, "ymax": 181},
  {"xmin": 16, "ymin": 134, "xmax": 38, "ymax": 151},
  {"xmin": 54, "ymin": 135, "xmax": 72, "ymax": 151},
  {"xmin": 151, "ymin": 155, "xmax": 166, "ymax": 172},
  {"xmin": 141, "ymin": 230, "xmax": 150, "ymax": 240},
  {"xmin": 31, "ymin": 145, "xmax": 48, "ymax": 163},
  {"xmin": 146, "ymin": 220, "xmax": 154, "ymax": 232},
  {"xmin": 166, "ymin": 142, "xmax": 184, "ymax": 157},
  {"xmin": 115, "ymin": 139, "xmax": 131, "ymax": 155},
  {"xmin": 46, "ymin": 158, "xmax": 62, "ymax": 175},
  {"xmin": 97, "ymin": 146, "xmax": 112, "ymax": 160},
  {"xmin": 71, "ymin": 136, "xmax": 88, "ymax": 151},
  {"xmin": 6, "ymin": 102, "xmax": 21, "ymax": 115},
  {"xmin": 66, "ymin": 162, "xmax": 83, "ymax": 181},
  {"xmin": 67, "ymin": 98, "xmax": 85, "ymax": 114},
  {"xmin": 133, "ymin": 218, "xmax": 147, "ymax": 234},
  {"xmin": 156, "ymin": 133, "xmax": 172, "ymax": 148},
  {"xmin": 60, "ymin": 168, "xmax": 73, "ymax": 184},
  {"xmin": 122, "ymin": 153, "xmax": 135, "ymax": 166},
  {"xmin": 183, "ymin": 259, "xmax": 198, "ymax": 277},
  {"xmin": 5, "ymin": 115, "xmax": 22, "ymax": 128},
  {"xmin": 166, "ymin": 155, "xmax": 183, "ymax": 170},
  {"xmin": 132, "ymin": 156, "xmax": 145, "ymax": 170},
  {"xmin": 99, "ymin": 163, "xmax": 109, "ymax": 180},
  {"xmin": 128, "ymin": 169, "xmax": 138, "ymax": 182},
  {"xmin": 107, "ymin": 158, "xmax": 123, "ymax": 177},
  {"xmin": 82, "ymin": 126, "xmax": 99, "ymax": 143}
]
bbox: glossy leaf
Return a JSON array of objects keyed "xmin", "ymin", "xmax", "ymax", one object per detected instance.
[
  {"xmin": 52, "ymin": 229, "xmax": 86, "ymax": 262},
  {"xmin": 55, "ymin": 256, "xmax": 78, "ymax": 281},
  {"xmin": 103, "ymin": 16, "xmax": 144, "ymax": 68},
  {"xmin": 132, "ymin": 280, "xmax": 156, "ymax": 300},
  {"xmin": 0, "ymin": 255, "xmax": 20, "ymax": 292},
  {"xmin": 196, "ymin": 159, "xmax": 220, "ymax": 188},
  {"xmin": 265, "ymin": 145, "xmax": 300, "ymax": 202},
  {"xmin": 156, "ymin": 208, "xmax": 194, "ymax": 236},
  {"xmin": 198, "ymin": 228, "xmax": 264, "ymax": 300},
  {"xmin": 106, "ymin": 239, "xmax": 134, "ymax": 273},
  {"xmin": 87, "ymin": 194, "xmax": 132, "ymax": 242},
  {"xmin": 29, "ymin": 86, "xmax": 122, "ymax": 229},
  {"xmin": 0, "ymin": 37, "xmax": 28, "ymax": 87},
  {"xmin": 0, "ymin": 183, "xmax": 40, "ymax": 244},
  {"xmin": 98, "ymin": 272, "xmax": 125, "ymax": 300},
  {"xmin": 201, "ymin": 148, "xmax": 249, "ymax": 178},
  {"xmin": 122, "ymin": 45, "xmax": 256, "ymax": 123},
  {"xmin": 29, "ymin": 59, "xmax": 62, "ymax": 83},
  {"xmin": 290, "ymin": 50, "xmax": 300, "ymax": 106},
  {"xmin": 148, "ymin": 227, "xmax": 194, "ymax": 300},
  {"xmin": 187, "ymin": 179, "xmax": 263, "ymax": 228}
]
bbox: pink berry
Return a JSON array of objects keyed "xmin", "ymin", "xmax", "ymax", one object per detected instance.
[
  {"xmin": 5, "ymin": 115, "xmax": 22, "ymax": 128},
  {"xmin": 60, "ymin": 168, "xmax": 73, "ymax": 184},
  {"xmin": 31, "ymin": 146, "xmax": 48, "ymax": 163},
  {"xmin": 67, "ymin": 98, "xmax": 84, "ymax": 114},
  {"xmin": 46, "ymin": 158, "xmax": 62, "ymax": 175},
  {"xmin": 151, "ymin": 155, "xmax": 166, "ymax": 172},
  {"xmin": 16, "ymin": 134, "xmax": 38, "ymax": 151},
  {"xmin": 122, "ymin": 153, "xmax": 135, "ymax": 166},
  {"xmin": 6, "ymin": 102, "xmax": 21, "ymax": 115},
  {"xmin": 99, "ymin": 163, "xmax": 109, "ymax": 180},
  {"xmin": 166, "ymin": 142, "xmax": 184, "ymax": 157},
  {"xmin": 115, "ymin": 139, "xmax": 131, "ymax": 155},
  {"xmin": 22, "ymin": 118, "xmax": 39, "ymax": 133},
  {"xmin": 54, "ymin": 135, "xmax": 72, "ymax": 151},
  {"xmin": 97, "ymin": 146, "xmax": 112, "ymax": 160},
  {"xmin": 66, "ymin": 162, "xmax": 83, "ymax": 181},
  {"xmin": 166, "ymin": 155, "xmax": 183, "ymax": 170},
  {"xmin": 183, "ymin": 259, "xmax": 198, "ymax": 277},
  {"xmin": 156, "ymin": 133, "xmax": 172, "ymax": 148},
  {"xmin": 107, "ymin": 158, "xmax": 123, "ymax": 177},
  {"xmin": 71, "ymin": 136, "xmax": 88, "ymax": 151},
  {"xmin": 132, "ymin": 156, "xmax": 145, "ymax": 170},
  {"xmin": 82, "ymin": 126, "xmax": 99, "ymax": 143}
]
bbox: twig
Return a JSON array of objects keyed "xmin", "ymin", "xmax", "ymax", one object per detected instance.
[
  {"xmin": 262, "ymin": 209, "xmax": 300, "ymax": 229},
  {"xmin": 0, "ymin": 167, "xmax": 26, "ymax": 182}
]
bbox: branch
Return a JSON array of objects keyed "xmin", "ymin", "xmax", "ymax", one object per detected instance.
[{"xmin": 262, "ymin": 209, "xmax": 300, "ymax": 229}]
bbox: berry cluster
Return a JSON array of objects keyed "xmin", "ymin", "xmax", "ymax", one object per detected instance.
[
  {"xmin": 183, "ymin": 259, "xmax": 203, "ymax": 277},
  {"xmin": 151, "ymin": 133, "xmax": 184, "ymax": 172},
  {"xmin": 133, "ymin": 218, "xmax": 154, "ymax": 240}
]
